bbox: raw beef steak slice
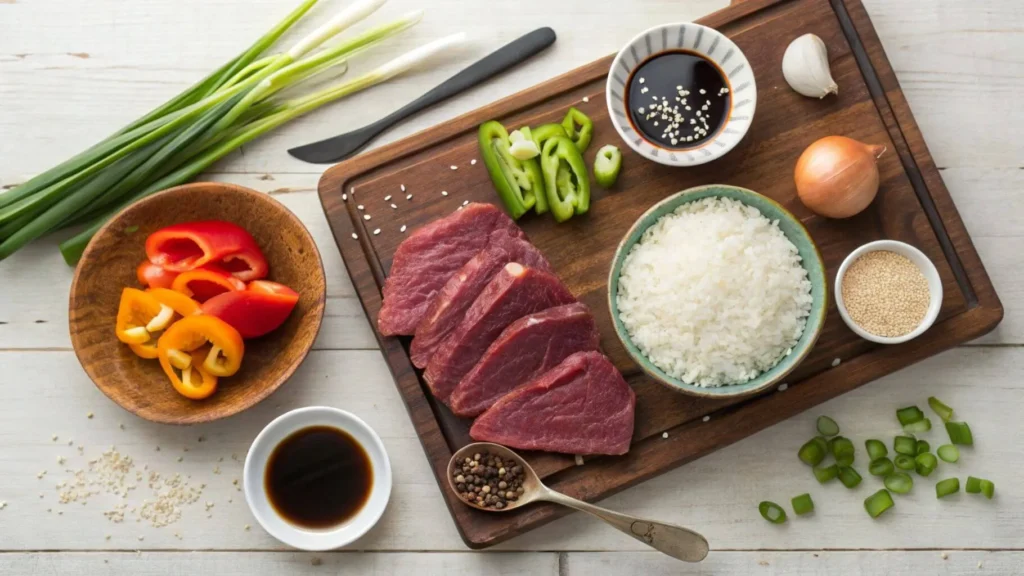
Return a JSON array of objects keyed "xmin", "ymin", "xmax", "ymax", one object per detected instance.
[
  {"xmin": 377, "ymin": 203, "xmax": 524, "ymax": 336},
  {"xmin": 470, "ymin": 351, "xmax": 635, "ymax": 456},
  {"xmin": 409, "ymin": 230, "xmax": 552, "ymax": 368},
  {"xmin": 449, "ymin": 303, "xmax": 600, "ymax": 417},
  {"xmin": 423, "ymin": 262, "xmax": 575, "ymax": 402}
]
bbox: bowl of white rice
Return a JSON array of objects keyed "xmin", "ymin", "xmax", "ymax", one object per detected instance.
[{"xmin": 608, "ymin": 185, "xmax": 827, "ymax": 398}]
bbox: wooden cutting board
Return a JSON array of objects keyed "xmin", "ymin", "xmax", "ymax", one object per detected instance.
[{"xmin": 316, "ymin": 0, "xmax": 1002, "ymax": 548}]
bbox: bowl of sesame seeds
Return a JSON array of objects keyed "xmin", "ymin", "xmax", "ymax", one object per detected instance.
[
  {"xmin": 606, "ymin": 22, "xmax": 756, "ymax": 167},
  {"xmin": 835, "ymin": 240, "xmax": 943, "ymax": 344}
]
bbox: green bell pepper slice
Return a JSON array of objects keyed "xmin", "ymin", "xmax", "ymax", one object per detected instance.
[
  {"xmin": 478, "ymin": 120, "xmax": 541, "ymax": 220},
  {"xmin": 540, "ymin": 136, "xmax": 590, "ymax": 223},
  {"xmin": 561, "ymin": 107, "xmax": 593, "ymax": 153},
  {"xmin": 593, "ymin": 145, "xmax": 622, "ymax": 188},
  {"xmin": 527, "ymin": 124, "xmax": 567, "ymax": 215}
]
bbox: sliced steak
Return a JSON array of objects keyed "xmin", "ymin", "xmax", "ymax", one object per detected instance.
[
  {"xmin": 423, "ymin": 263, "xmax": 575, "ymax": 402},
  {"xmin": 470, "ymin": 351, "xmax": 635, "ymax": 456},
  {"xmin": 377, "ymin": 203, "xmax": 524, "ymax": 336},
  {"xmin": 409, "ymin": 231, "xmax": 552, "ymax": 368},
  {"xmin": 449, "ymin": 303, "xmax": 600, "ymax": 417}
]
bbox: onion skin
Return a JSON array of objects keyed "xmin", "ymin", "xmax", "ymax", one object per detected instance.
[{"xmin": 795, "ymin": 136, "xmax": 886, "ymax": 219}]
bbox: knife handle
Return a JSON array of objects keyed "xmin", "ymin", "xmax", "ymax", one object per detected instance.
[{"xmin": 372, "ymin": 27, "xmax": 556, "ymax": 131}]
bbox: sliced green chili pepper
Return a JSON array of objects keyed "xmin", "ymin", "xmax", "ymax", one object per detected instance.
[
  {"xmin": 915, "ymin": 452, "xmax": 937, "ymax": 477},
  {"xmin": 865, "ymin": 439, "xmax": 887, "ymax": 460},
  {"xmin": 527, "ymin": 124, "xmax": 568, "ymax": 215},
  {"xmin": 838, "ymin": 466, "xmax": 862, "ymax": 489},
  {"xmin": 894, "ymin": 454, "xmax": 915, "ymax": 471},
  {"xmin": 791, "ymin": 493, "xmax": 814, "ymax": 515},
  {"xmin": 937, "ymin": 444, "xmax": 959, "ymax": 463},
  {"xmin": 869, "ymin": 457, "xmax": 894, "ymax": 477},
  {"xmin": 935, "ymin": 477, "xmax": 960, "ymax": 499},
  {"xmin": 561, "ymin": 107, "xmax": 593, "ymax": 152},
  {"xmin": 928, "ymin": 396, "xmax": 954, "ymax": 422},
  {"xmin": 915, "ymin": 440, "xmax": 930, "ymax": 455},
  {"xmin": 965, "ymin": 476, "xmax": 982, "ymax": 494},
  {"xmin": 884, "ymin": 472, "xmax": 913, "ymax": 494},
  {"xmin": 945, "ymin": 421, "xmax": 973, "ymax": 446},
  {"xmin": 540, "ymin": 136, "xmax": 590, "ymax": 223},
  {"xmin": 813, "ymin": 464, "xmax": 839, "ymax": 484},
  {"xmin": 864, "ymin": 489, "xmax": 894, "ymax": 518},
  {"xmin": 478, "ymin": 121, "xmax": 541, "ymax": 219},
  {"xmin": 894, "ymin": 435, "xmax": 917, "ymax": 456},
  {"xmin": 593, "ymin": 145, "xmax": 622, "ymax": 188},
  {"xmin": 896, "ymin": 405, "xmax": 924, "ymax": 426},
  {"xmin": 758, "ymin": 501, "xmax": 787, "ymax": 524},
  {"xmin": 817, "ymin": 416, "xmax": 840, "ymax": 437}
]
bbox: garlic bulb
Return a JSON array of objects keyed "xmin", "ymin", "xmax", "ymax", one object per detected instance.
[{"xmin": 782, "ymin": 33, "xmax": 839, "ymax": 98}]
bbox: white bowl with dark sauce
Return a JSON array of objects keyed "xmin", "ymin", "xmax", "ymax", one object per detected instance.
[{"xmin": 606, "ymin": 22, "xmax": 756, "ymax": 167}]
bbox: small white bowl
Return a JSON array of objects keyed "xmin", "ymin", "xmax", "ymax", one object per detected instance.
[
  {"xmin": 835, "ymin": 240, "xmax": 943, "ymax": 344},
  {"xmin": 606, "ymin": 22, "xmax": 757, "ymax": 167},
  {"xmin": 243, "ymin": 407, "xmax": 392, "ymax": 551}
]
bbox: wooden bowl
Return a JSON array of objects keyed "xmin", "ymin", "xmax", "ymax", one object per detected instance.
[{"xmin": 69, "ymin": 183, "xmax": 326, "ymax": 424}]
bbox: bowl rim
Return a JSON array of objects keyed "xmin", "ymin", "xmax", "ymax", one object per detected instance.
[
  {"xmin": 243, "ymin": 406, "xmax": 393, "ymax": 551},
  {"xmin": 605, "ymin": 21, "xmax": 757, "ymax": 167},
  {"xmin": 606, "ymin": 184, "xmax": 828, "ymax": 399},
  {"xmin": 834, "ymin": 239, "xmax": 943, "ymax": 344},
  {"xmin": 68, "ymin": 181, "xmax": 326, "ymax": 424}
]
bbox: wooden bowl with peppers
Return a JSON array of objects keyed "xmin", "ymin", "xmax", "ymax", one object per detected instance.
[{"xmin": 69, "ymin": 182, "xmax": 325, "ymax": 424}]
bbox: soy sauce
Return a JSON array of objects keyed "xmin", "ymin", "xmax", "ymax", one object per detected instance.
[
  {"xmin": 265, "ymin": 426, "xmax": 373, "ymax": 529},
  {"xmin": 626, "ymin": 50, "xmax": 731, "ymax": 150}
]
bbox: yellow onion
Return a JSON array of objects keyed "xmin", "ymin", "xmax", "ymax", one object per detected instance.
[{"xmin": 794, "ymin": 136, "xmax": 886, "ymax": 218}]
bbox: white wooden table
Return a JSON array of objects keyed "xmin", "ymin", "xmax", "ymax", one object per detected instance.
[{"xmin": 1, "ymin": 0, "xmax": 1022, "ymax": 573}]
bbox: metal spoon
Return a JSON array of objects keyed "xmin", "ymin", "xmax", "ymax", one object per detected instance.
[{"xmin": 447, "ymin": 442, "xmax": 710, "ymax": 563}]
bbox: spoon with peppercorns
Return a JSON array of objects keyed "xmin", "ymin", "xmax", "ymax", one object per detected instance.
[{"xmin": 447, "ymin": 442, "xmax": 709, "ymax": 562}]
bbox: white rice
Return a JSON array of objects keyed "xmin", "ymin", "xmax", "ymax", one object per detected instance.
[{"xmin": 616, "ymin": 197, "xmax": 813, "ymax": 387}]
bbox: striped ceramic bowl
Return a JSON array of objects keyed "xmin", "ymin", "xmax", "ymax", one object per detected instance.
[{"xmin": 606, "ymin": 22, "xmax": 756, "ymax": 167}]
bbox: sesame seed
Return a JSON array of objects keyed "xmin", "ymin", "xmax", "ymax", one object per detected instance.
[
  {"xmin": 400, "ymin": 225, "xmax": 407, "ymax": 233},
  {"xmin": 351, "ymin": 233, "xmax": 358, "ymax": 239},
  {"xmin": 244, "ymin": 524, "xmax": 251, "ymax": 531},
  {"xmin": 390, "ymin": 203, "xmax": 398, "ymax": 209},
  {"xmin": 406, "ymin": 194, "xmax": 412, "ymax": 200},
  {"xmin": 400, "ymin": 184, "xmax": 406, "ymax": 192},
  {"xmin": 341, "ymin": 193, "xmax": 347, "ymax": 201},
  {"xmin": 349, "ymin": 187, "xmax": 355, "ymax": 195},
  {"xmin": 639, "ymin": 77, "xmax": 645, "ymax": 84},
  {"xmin": 702, "ymin": 415, "xmax": 711, "ymax": 422},
  {"xmin": 641, "ymin": 87, "xmax": 649, "ymax": 94},
  {"xmin": 662, "ymin": 432, "xmax": 669, "ymax": 439},
  {"xmin": 778, "ymin": 383, "xmax": 789, "ymax": 391},
  {"xmin": 87, "ymin": 412, "xmax": 94, "ymax": 419},
  {"xmin": 384, "ymin": 195, "xmax": 392, "ymax": 201},
  {"xmin": 462, "ymin": 200, "xmax": 469, "ymax": 206},
  {"xmin": 441, "ymin": 191, "xmax": 448, "ymax": 196},
  {"xmin": 52, "ymin": 435, "xmax": 58, "ymax": 442},
  {"xmin": 357, "ymin": 204, "xmax": 364, "ymax": 210},
  {"xmin": 582, "ymin": 96, "xmax": 590, "ymax": 103},
  {"xmin": 699, "ymin": 89, "xmax": 706, "ymax": 94},
  {"xmin": 832, "ymin": 358, "xmax": 841, "ymax": 367},
  {"xmin": 450, "ymin": 165, "xmax": 458, "ymax": 170},
  {"xmin": 373, "ymin": 229, "xmax": 381, "ymax": 235},
  {"xmin": 470, "ymin": 159, "xmax": 477, "ymax": 165},
  {"xmin": 363, "ymin": 214, "xmax": 371, "ymax": 221}
]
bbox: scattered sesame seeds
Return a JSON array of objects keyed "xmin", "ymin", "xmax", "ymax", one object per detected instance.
[
  {"xmin": 357, "ymin": 204, "xmax": 364, "ymax": 210},
  {"xmin": 349, "ymin": 187, "xmax": 355, "ymax": 195},
  {"xmin": 640, "ymin": 87, "xmax": 649, "ymax": 94},
  {"xmin": 400, "ymin": 184, "xmax": 406, "ymax": 192},
  {"xmin": 342, "ymin": 193, "xmax": 347, "ymax": 201},
  {"xmin": 778, "ymin": 383, "xmax": 789, "ymax": 392},
  {"xmin": 244, "ymin": 524, "xmax": 251, "ymax": 531},
  {"xmin": 363, "ymin": 214, "xmax": 371, "ymax": 221},
  {"xmin": 462, "ymin": 200, "xmax": 469, "ymax": 206},
  {"xmin": 373, "ymin": 229, "xmax": 381, "ymax": 236},
  {"xmin": 699, "ymin": 88, "xmax": 706, "ymax": 94},
  {"xmin": 52, "ymin": 435, "xmax": 58, "ymax": 442},
  {"xmin": 441, "ymin": 190, "xmax": 448, "ymax": 196},
  {"xmin": 832, "ymin": 358, "xmax": 841, "ymax": 367},
  {"xmin": 87, "ymin": 412, "xmax": 94, "ymax": 419},
  {"xmin": 702, "ymin": 415, "xmax": 711, "ymax": 423},
  {"xmin": 582, "ymin": 96, "xmax": 590, "ymax": 103},
  {"xmin": 351, "ymin": 233, "xmax": 358, "ymax": 239},
  {"xmin": 406, "ymin": 194, "xmax": 412, "ymax": 200},
  {"xmin": 470, "ymin": 159, "xmax": 477, "ymax": 165},
  {"xmin": 400, "ymin": 225, "xmax": 407, "ymax": 233},
  {"xmin": 0, "ymin": 501, "xmax": 6, "ymax": 510},
  {"xmin": 639, "ymin": 77, "xmax": 645, "ymax": 84},
  {"xmin": 574, "ymin": 455, "xmax": 585, "ymax": 466},
  {"xmin": 38, "ymin": 470, "xmax": 46, "ymax": 479},
  {"xmin": 390, "ymin": 203, "xmax": 397, "ymax": 209},
  {"xmin": 384, "ymin": 195, "xmax": 392, "ymax": 201},
  {"xmin": 450, "ymin": 165, "xmax": 458, "ymax": 170},
  {"xmin": 662, "ymin": 432, "xmax": 669, "ymax": 439}
]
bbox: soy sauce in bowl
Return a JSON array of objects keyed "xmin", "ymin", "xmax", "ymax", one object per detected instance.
[
  {"xmin": 626, "ymin": 50, "xmax": 731, "ymax": 150},
  {"xmin": 265, "ymin": 425, "xmax": 373, "ymax": 529}
]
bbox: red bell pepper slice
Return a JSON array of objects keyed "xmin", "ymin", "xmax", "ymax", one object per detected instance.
[
  {"xmin": 201, "ymin": 281, "xmax": 300, "ymax": 338},
  {"xmin": 145, "ymin": 220, "xmax": 269, "ymax": 281},
  {"xmin": 171, "ymin": 266, "xmax": 246, "ymax": 303},
  {"xmin": 136, "ymin": 260, "xmax": 179, "ymax": 289}
]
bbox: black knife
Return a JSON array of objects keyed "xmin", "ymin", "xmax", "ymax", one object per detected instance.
[{"xmin": 287, "ymin": 27, "xmax": 557, "ymax": 164}]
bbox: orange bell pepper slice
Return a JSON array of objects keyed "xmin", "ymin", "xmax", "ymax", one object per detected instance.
[
  {"xmin": 116, "ymin": 288, "xmax": 175, "ymax": 345},
  {"xmin": 157, "ymin": 345, "xmax": 220, "ymax": 400},
  {"xmin": 170, "ymin": 266, "xmax": 246, "ymax": 303},
  {"xmin": 157, "ymin": 315, "xmax": 244, "ymax": 380}
]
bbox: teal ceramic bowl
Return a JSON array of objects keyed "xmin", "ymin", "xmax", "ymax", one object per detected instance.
[{"xmin": 607, "ymin": 184, "xmax": 828, "ymax": 399}]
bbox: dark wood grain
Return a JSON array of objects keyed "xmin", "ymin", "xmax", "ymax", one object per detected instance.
[
  {"xmin": 70, "ymin": 183, "xmax": 326, "ymax": 425},
  {"xmin": 316, "ymin": 0, "xmax": 1002, "ymax": 548}
]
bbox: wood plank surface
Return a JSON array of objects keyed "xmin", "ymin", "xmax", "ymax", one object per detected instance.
[
  {"xmin": 316, "ymin": 0, "xmax": 1002, "ymax": 547},
  {"xmin": 0, "ymin": 0, "xmax": 1021, "ymax": 572}
]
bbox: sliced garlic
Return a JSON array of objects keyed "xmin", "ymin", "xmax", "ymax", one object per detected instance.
[
  {"xmin": 782, "ymin": 33, "xmax": 839, "ymax": 99},
  {"xmin": 145, "ymin": 304, "xmax": 175, "ymax": 332},
  {"xmin": 166, "ymin": 349, "xmax": 192, "ymax": 371}
]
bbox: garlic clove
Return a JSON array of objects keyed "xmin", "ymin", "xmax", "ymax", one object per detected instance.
[{"xmin": 782, "ymin": 33, "xmax": 839, "ymax": 99}]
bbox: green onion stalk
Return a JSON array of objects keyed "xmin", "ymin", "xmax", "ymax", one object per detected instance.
[{"xmin": 57, "ymin": 31, "xmax": 465, "ymax": 264}]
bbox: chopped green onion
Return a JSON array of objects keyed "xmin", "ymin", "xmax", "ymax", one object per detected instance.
[
  {"xmin": 945, "ymin": 421, "xmax": 974, "ymax": 446},
  {"xmin": 831, "ymin": 436, "xmax": 855, "ymax": 467},
  {"xmin": 816, "ymin": 416, "xmax": 840, "ymax": 437},
  {"xmin": 980, "ymin": 479, "xmax": 995, "ymax": 500},
  {"xmin": 903, "ymin": 418, "xmax": 932, "ymax": 433},
  {"xmin": 869, "ymin": 457, "xmax": 894, "ymax": 477},
  {"xmin": 937, "ymin": 444, "xmax": 960, "ymax": 463},
  {"xmin": 838, "ymin": 466, "xmax": 862, "ymax": 489},
  {"xmin": 965, "ymin": 476, "xmax": 982, "ymax": 493},
  {"xmin": 894, "ymin": 435, "xmax": 917, "ymax": 456},
  {"xmin": 915, "ymin": 452, "xmax": 938, "ymax": 477},
  {"xmin": 813, "ymin": 464, "xmax": 840, "ymax": 484},
  {"xmin": 894, "ymin": 454, "xmax": 915, "ymax": 471},
  {"xmin": 759, "ymin": 501, "xmax": 787, "ymax": 524},
  {"xmin": 864, "ymin": 489, "xmax": 894, "ymax": 518},
  {"xmin": 936, "ymin": 477, "xmax": 960, "ymax": 499},
  {"xmin": 896, "ymin": 406, "xmax": 924, "ymax": 426},
  {"xmin": 791, "ymin": 493, "xmax": 814, "ymax": 515},
  {"xmin": 865, "ymin": 439, "xmax": 887, "ymax": 461},
  {"xmin": 928, "ymin": 396, "xmax": 954, "ymax": 422},
  {"xmin": 915, "ymin": 440, "xmax": 930, "ymax": 455},
  {"xmin": 884, "ymin": 472, "xmax": 913, "ymax": 494},
  {"xmin": 798, "ymin": 438, "xmax": 827, "ymax": 466}
]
